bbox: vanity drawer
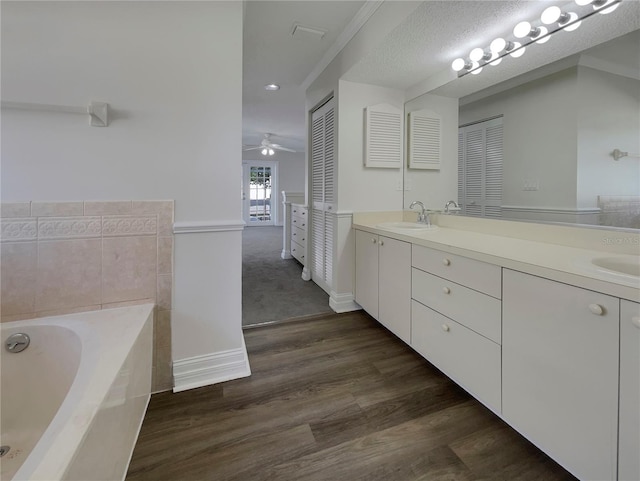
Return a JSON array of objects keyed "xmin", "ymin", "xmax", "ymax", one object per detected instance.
[
  {"xmin": 411, "ymin": 300, "xmax": 501, "ymax": 414},
  {"xmin": 412, "ymin": 245, "xmax": 501, "ymax": 298},
  {"xmin": 291, "ymin": 225, "xmax": 306, "ymax": 244},
  {"xmin": 412, "ymin": 269, "xmax": 501, "ymax": 344},
  {"xmin": 291, "ymin": 239, "xmax": 305, "ymax": 263}
]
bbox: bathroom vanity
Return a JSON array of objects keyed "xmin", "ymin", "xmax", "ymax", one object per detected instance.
[{"xmin": 353, "ymin": 212, "xmax": 639, "ymax": 481}]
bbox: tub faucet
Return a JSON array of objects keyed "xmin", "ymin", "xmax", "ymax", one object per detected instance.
[
  {"xmin": 409, "ymin": 201, "xmax": 430, "ymax": 225},
  {"xmin": 444, "ymin": 200, "xmax": 460, "ymax": 214}
]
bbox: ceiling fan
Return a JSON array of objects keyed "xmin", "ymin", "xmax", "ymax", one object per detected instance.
[{"xmin": 243, "ymin": 133, "xmax": 296, "ymax": 156}]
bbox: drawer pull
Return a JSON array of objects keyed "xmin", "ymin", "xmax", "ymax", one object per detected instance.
[
  {"xmin": 441, "ymin": 324, "xmax": 450, "ymax": 332},
  {"xmin": 588, "ymin": 304, "xmax": 605, "ymax": 316},
  {"xmin": 372, "ymin": 238, "xmax": 377, "ymax": 244},
  {"xmin": 442, "ymin": 287, "xmax": 451, "ymax": 295},
  {"xmin": 442, "ymin": 258, "xmax": 451, "ymax": 266},
  {"xmin": 380, "ymin": 240, "xmax": 384, "ymax": 246},
  {"xmin": 632, "ymin": 317, "xmax": 640, "ymax": 329},
  {"xmin": 302, "ymin": 223, "xmax": 306, "ymax": 227}
]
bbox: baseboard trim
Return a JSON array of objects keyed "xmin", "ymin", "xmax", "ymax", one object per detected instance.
[
  {"xmin": 172, "ymin": 341, "xmax": 251, "ymax": 393},
  {"xmin": 281, "ymin": 249, "xmax": 292, "ymax": 259},
  {"xmin": 329, "ymin": 291, "xmax": 360, "ymax": 313}
]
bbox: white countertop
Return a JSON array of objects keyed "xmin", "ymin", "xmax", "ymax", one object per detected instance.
[{"xmin": 352, "ymin": 213, "xmax": 640, "ymax": 303}]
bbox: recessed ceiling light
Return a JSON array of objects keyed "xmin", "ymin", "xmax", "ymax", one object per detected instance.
[{"xmin": 264, "ymin": 84, "xmax": 280, "ymax": 91}]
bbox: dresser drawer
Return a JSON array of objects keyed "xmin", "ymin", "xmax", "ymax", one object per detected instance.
[
  {"xmin": 291, "ymin": 215, "xmax": 308, "ymax": 231},
  {"xmin": 291, "ymin": 225, "xmax": 307, "ymax": 245},
  {"xmin": 412, "ymin": 269, "xmax": 501, "ymax": 344},
  {"xmin": 291, "ymin": 205, "xmax": 307, "ymax": 218},
  {"xmin": 412, "ymin": 245, "xmax": 501, "ymax": 298},
  {"xmin": 411, "ymin": 300, "xmax": 501, "ymax": 413},
  {"xmin": 291, "ymin": 240, "xmax": 305, "ymax": 263}
]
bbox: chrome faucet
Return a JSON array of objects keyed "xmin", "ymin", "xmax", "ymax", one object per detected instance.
[
  {"xmin": 409, "ymin": 201, "xmax": 430, "ymax": 225},
  {"xmin": 444, "ymin": 200, "xmax": 460, "ymax": 214}
]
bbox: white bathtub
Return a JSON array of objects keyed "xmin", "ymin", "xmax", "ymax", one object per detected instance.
[{"xmin": 1, "ymin": 304, "xmax": 154, "ymax": 481}]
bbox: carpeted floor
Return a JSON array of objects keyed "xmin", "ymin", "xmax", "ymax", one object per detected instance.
[{"xmin": 242, "ymin": 226, "xmax": 332, "ymax": 326}]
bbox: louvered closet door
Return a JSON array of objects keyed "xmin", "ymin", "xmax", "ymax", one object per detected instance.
[
  {"xmin": 458, "ymin": 117, "xmax": 503, "ymax": 218},
  {"xmin": 310, "ymin": 97, "xmax": 336, "ymax": 294}
]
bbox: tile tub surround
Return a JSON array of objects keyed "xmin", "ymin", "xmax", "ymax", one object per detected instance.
[{"xmin": 0, "ymin": 200, "xmax": 174, "ymax": 392}]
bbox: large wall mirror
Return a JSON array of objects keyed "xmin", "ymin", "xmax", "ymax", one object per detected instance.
[{"xmin": 404, "ymin": 28, "xmax": 639, "ymax": 231}]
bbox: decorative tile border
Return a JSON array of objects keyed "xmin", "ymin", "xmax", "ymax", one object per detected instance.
[
  {"xmin": 38, "ymin": 216, "xmax": 102, "ymax": 240},
  {"xmin": 103, "ymin": 216, "xmax": 157, "ymax": 236},
  {"xmin": 0, "ymin": 218, "xmax": 37, "ymax": 242}
]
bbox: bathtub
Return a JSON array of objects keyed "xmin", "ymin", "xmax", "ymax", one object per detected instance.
[{"xmin": 1, "ymin": 304, "xmax": 154, "ymax": 481}]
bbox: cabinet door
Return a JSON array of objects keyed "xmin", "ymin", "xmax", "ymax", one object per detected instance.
[
  {"xmin": 619, "ymin": 299, "xmax": 640, "ymax": 481},
  {"xmin": 355, "ymin": 230, "xmax": 379, "ymax": 319},
  {"xmin": 502, "ymin": 269, "xmax": 619, "ymax": 481},
  {"xmin": 378, "ymin": 236, "xmax": 411, "ymax": 344}
]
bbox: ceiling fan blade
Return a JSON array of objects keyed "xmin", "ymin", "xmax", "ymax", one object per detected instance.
[
  {"xmin": 270, "ymin": 144, "xmax": 297, "ymax": 153},
  {"xmin": 243, "ymin": 146, "xmax": 262, "ymax": 151}
]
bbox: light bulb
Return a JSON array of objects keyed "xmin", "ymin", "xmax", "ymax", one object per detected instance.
[
  {"xmin": 471, "ymin": 66, "xmax": 483, "ymax": 75},
  {"xmin": 489, "ymin": 52, "xmax": 502, "ymax": 66},
  {"xmin": 513, "ymin": 21, "xmax": 533, "ymax": 38},
  {"xmin": 510, "ymin": 42, "xmax": 526, "ymax": 58},
  {"xmin": 451, "ymin": 58, "xmax": 467, "ymax": 72},
  {"xmin": 469, "ymin": 47, "xmax": 485, "ymax": 62},
  {"xmin": 596, "ymin": 0, "xmax": 619, "ymax": 14},
  {"xmin": 563, "ymin": 12, "xmax": 582, "ymax": 31},
  {"xmin": 541, "ymin": 6, "xmax": 562, "ymax": 24},
  {"xmin": 490, "ymin": 38, "xmax": 506, "ymax": 53},
  {"xmin": 261, "ymin": 148, "xmax": 268, "ymax": 155},
  {"xmin": 535, "ymin": 26, "xmax": 550, "ymax": 43},
  {"xmin": 268, "ymin": 148, "xmax": 275, "ymax": 156},
  {"xmin": 575, "ymin": 0, "xmax": 593, "ymax": 5}
]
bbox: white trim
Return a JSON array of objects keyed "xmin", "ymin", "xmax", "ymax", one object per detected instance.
[
  {"xmin": 172, "ymin": 341, "xmax": 251, "ymax": 393},
  {"xmin": 281, "ymin": 249, "xmax": 292, "ymax": 260},
  {"xmin": 501, "ymin": 206, "xmax": 601, "ymax": 215},
  {"xmin": 329, "ymin": 291, "xmax": 360, "ymax": 313},
  {"xmin": 335, "ymin": 210, "xmax": 354, "ymax": 217},
  {"xmin": 301, "ymin": 266, "xmax": 311, "ymax": 281},
  {"xmin": 300, "ymin": 1, "xmax": 384, "ymax": 91},
  {"xmin": 173, "ymin": 220, "xmax": 245, "ymax": 234}
]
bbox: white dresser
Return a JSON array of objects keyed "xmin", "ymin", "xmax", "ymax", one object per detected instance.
[{"xmin": 290, "ymin": 203, "xmax": 307, "ymax": 265}]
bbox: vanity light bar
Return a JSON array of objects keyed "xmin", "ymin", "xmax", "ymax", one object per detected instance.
[{"xmin": 451, "ymin": 0, "xmax": 623, "ymax": 77}]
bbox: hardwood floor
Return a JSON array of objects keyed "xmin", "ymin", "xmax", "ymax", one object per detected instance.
[{"xmin": 126, "ymin": 312, "xmax": 576, "ymax": 481}]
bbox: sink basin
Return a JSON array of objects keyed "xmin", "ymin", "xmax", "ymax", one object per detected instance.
[
  {"xmin": 376, "ymin": 221, "xmax": 439, "ymax": 232},
  {"xmin": 591, "ymin": 256, "xmax": 640, "ymax": 278}
]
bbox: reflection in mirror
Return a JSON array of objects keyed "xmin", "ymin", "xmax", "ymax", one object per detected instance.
[{"xmin": 405, "ymin": 30, "xmax": 640, "ymax": 231}]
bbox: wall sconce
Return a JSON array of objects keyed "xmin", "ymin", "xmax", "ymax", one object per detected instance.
[{"xmin": 451, "ymin": 0, "xmax": 623, "ymax": 76}]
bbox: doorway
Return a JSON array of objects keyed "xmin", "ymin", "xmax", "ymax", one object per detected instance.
[{"xmin": 242, "ymin": 161, "xmax": 277, "ymax": 226}]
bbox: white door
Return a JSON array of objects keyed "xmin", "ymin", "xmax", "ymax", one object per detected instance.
[{"xmin": 242, "ymin": 161, "xmax": 277, "ymax": 226}]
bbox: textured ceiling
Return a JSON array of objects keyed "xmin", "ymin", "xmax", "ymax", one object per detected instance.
[
  {"xmin": 343, "ymin": 0, "xmax": 640, "ymax": 100},
  {"xmin": 242, "ymin": 1, "xmax": 365, "ymax": 154}
]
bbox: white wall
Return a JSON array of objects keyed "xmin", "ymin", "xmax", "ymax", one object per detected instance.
[
  {"xmin": 576, "ymin": 66, "xmax": 640, "ymax": 208},
  {"xmin": 459, "ymin": 68, "xmax": 579, "ymax": 211},
  {"xmin": 338, "ymin": 79, "xmax": 405, "ymax": 212},
  {"xmin": 404, "ymin": 93, "xmax": 459, "ymax": 212},
  {"xmin": 1, "ymin": 2, "xmax": 247, "ymax": 384}
]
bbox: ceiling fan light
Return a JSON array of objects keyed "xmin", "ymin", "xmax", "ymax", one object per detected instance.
[
  {"xmin": 261, "ymin": 148, "xmax": 268, "ymax": 155},
  {"xmin": 268, "ymin": 148, "xmax": 275, "ymax": 156}
]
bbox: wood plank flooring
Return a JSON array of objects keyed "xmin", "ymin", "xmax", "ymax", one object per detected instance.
[{"xmin": 126, "ymin": 311, "xmax": 576, "ymax": 481}]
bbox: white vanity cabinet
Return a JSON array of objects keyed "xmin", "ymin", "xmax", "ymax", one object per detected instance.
[
  {"xmin": 410, "ymin": 245, "xmax": 502, "ymax": 413},
  {"xmin": 502, "ymin": 269, "xmax": 620, "ymax": 481},
  {"xmin": 354, "ymin": 229, "xmax": 411, "ymax": 344},
  {"xmin": 619, "ymin": 299, "xmax": 640, "ymax": 481}
]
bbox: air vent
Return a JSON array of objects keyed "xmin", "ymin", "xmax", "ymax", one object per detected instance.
[
  {"xmin": 408, "ymin": 109, "xmax": 441, "ymax": 170},
  {"xmin": 364, "ymin": 103, "xmax": 402, "ymax": 169},
  {"xmin": 290, "ymin": 23, "xmax": 327, "ymax": 39}
]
